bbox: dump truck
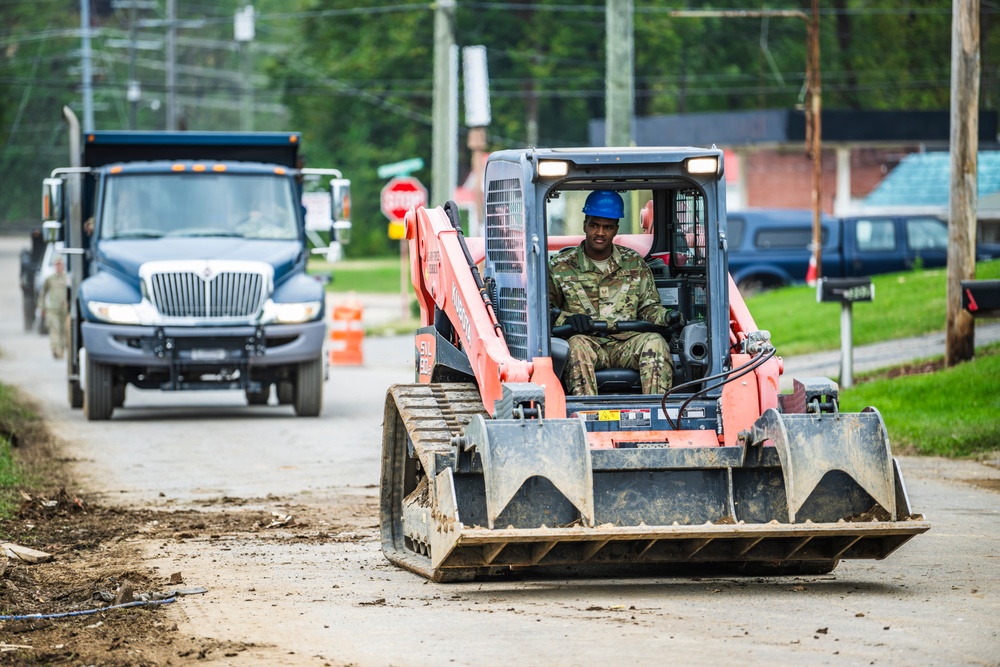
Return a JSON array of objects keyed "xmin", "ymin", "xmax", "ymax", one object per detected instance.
[
  {"xmin": 41, "ymin": 107, "xmax": 351, "ymax": 420},
  {"xmin": 380, "ymin": 146, "xmax": 929, "ymax": 582}
]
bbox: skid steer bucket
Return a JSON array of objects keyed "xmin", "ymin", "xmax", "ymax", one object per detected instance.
[{"xmin": 381, "ymin": 384, "xmax": 929, "ymax": 582}]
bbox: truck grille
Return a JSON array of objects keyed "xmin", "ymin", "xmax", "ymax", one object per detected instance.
[{"xmin": 148, "ymin": 270, "xmax": 267, "ymax": 319}]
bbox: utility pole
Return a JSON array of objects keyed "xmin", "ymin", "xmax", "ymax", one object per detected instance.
[
  {"xmin": 80, "ymin": 0, "xmax": 94, "ymax": 131},
  {"xmin": 806, "ymin": 0, "xmax": 823, "ymax": 283},
  {"xmin": 946, "ymin": 0, "xmax": 980, "ymax": 366},
  {"xmin": 463, "ymin": 45, "xmax": 491, "ymax": 236},
  {"xmin": 432, "ymin": 0, "xmax": 456, "ymax": 207},
  {"xmin": 605, "ymin": 0, "xmax": 634, "ymax": 147},
  {"xmin": 234, "ymin": 5, "xmax": 255, "ymax": 132},
  {"xmin": 127, "ymin": 0, "xmax": 138, "ymax": 129},
  {"xmin": 166, "ymin": 0, "xmax": 177, "ymax": 130}
]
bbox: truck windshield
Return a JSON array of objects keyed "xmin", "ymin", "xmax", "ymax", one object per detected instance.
[{"xmin": 99, "ymin": 173, "xmax": 299, "ymax": 241}]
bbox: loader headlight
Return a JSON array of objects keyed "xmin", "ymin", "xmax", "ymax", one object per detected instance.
[
  {"xmin": 262, "ymin": 300, "xmax": 322, "ymax": 324},
  {"xmin": 685, "ymin": 157, "xmax": 719, "ymax": 175},
  {"xmin": 536, "ymin": 160, "xmax": 569, "ymax": 178},
  {"xmin": 88, "ymin": 301, "xmax": 142, "ymax": 325}
]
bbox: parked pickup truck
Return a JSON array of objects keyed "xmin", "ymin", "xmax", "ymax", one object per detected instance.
[{"xmin": 727, "ymin": 208, "xmax": 1000, "ymax": 294}]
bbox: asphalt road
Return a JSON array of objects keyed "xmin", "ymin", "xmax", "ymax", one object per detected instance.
[{"xmin": 1, "ymin": 235, "xmax": 998, "ymax": 666}]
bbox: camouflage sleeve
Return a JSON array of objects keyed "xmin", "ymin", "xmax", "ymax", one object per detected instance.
[
  {"xmin": 548, "ymin": 259, "xmax": 568, "ymax": 327},
  {"xmin": 635, "ymin": 262, "xmax": 672, "ymax": 326}
]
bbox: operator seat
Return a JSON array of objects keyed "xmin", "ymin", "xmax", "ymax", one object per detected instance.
[{"xmin": 551, "ymin": 338, "xmax": 645, "ymax": 395}]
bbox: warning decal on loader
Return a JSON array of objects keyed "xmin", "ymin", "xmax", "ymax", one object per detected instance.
[
  {"xmin": 576, "ymin": 409, "xmax": 651, "ymax": 429},
  {"xmin": 619, "ymin": 409, "xmax": 651, "ymax": 428}
]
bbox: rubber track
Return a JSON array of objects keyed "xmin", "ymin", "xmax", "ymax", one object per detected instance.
[{"xmin": 389, "ymin": 383, "xmax": 487, "ymax": 471}]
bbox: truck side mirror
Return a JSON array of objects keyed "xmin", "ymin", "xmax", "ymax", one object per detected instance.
[
  {"xmin": 42, "ymin": 220, "xmax": 63, "ymax": 244},
  {"xmin": 330, "ymin": 178, "xmax": 351, "ymax": 245},
  {"xmin": 42, "ymin": 177, "xmax": 65, "ymax": 224}
]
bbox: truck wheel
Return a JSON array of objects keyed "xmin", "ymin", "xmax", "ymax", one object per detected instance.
[
  {"xmin": 112, "ymin": 384, "xmax": 126, "ymax": 408},
  {"xmin": 68, "ymin": 380, "xmax": 83, "ymax": 409},
  {"xmin": 84, "ymin": 356, "xmax": 114, "ymax": 421},
  {"xmin": 276, "ymin": 381, "xmax": 294, "ymax": 405},
  {"xmin": 22, "ymin": 295, "xmax": 35, "ymax": 332},
  {"xmin": 245, "ymin": 386, "xmax": 270, "ymax": 405},
  {"xmin": 68, "ymin": 353, "xmax": 83, "ymax": 409},
  {"xmin": 293, "ymin": 356, "xmax": 323, "ymax": 417}
]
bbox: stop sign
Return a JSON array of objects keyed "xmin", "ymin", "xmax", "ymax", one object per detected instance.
[{"xmin": 380, "ymin": 176, "xmax": 428, "ymax": 221}]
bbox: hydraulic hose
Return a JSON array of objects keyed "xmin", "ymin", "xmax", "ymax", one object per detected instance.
[
  {"xmin": 662, "ymin": 347, "xmax": 776, "ymax": 431},
  {"xmin": 442, "ymin": 200, "xmax": 504, "ymax": 335}
]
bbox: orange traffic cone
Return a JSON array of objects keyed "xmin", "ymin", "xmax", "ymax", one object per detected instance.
[
  {"xmin": 329, "ymin": 299, "xmax": 364, "ymax": 366},
  {"xmin": 805, "ymin": 253, "xmax": 818, "ymax": 286}
]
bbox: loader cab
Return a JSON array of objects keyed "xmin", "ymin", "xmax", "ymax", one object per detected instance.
[{"xmin": 541, "ymin": 184, "xmax": 712, "ymax": 397}]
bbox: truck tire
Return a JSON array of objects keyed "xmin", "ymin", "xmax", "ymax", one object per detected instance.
[
  {"xmin": 276, "ymin": 381, "xmax": 294, "ymax": 405},
  {"xmin": 68, "ymin": 353, "xmax": 83, "ymax": 409},
  {"xmin": 84, "ymin": 356, "xmax": 114, "ymax": 421},
  {"xmin": 112, "ymin": 384, "xmax": 126, "ymax": 408},
  {"xmin": 68, "ymin": 380, "xmax": 83, "ymax": 409},
  {"xmin": 22, "ymin": 294, "xmax": 35, "ymax": 332},
  {"xmin": 293, "ymin": 356, "xmax": 323, "ymax": 417},
  {"xmin": 245, "ymin": 386, "xmax": 270, "ymax": 405}
]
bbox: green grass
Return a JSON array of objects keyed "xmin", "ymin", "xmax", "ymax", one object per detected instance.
[
  {"xmin": 0, "ymin": 384, "xmax": 36, "ymax": 518},
  {"xmin": 744, "ymin": 259, "xmax": 1000, "ymax": 355},
  {"xmin": 309, "ymin": 257, "xmax": 410, "ymax": 294},
  {"xmin": 841, "ymin": 342, "xmax": 1000, "ymax": 456}
]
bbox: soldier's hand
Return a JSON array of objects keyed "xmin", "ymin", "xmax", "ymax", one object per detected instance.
[
  {"xmin": 565, "ymin": 313, "xmax": 593, "ymax": 335},
  {"xmin": 666, "ymin": 310, "xmax": 686, "ymax": 331}
]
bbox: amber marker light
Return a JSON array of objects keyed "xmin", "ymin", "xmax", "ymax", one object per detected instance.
[
  {"xmin": 171, "ymin": 163, "xmax": 185, "ymax": 172},
  {"xmin": 192, "ymin": 164, "xmax": 206, "ymax": 172},
  {"xmin": 110, "ymin": 166, "xmax": 123, "ymax": 174},
  {"xmin": 212, "ymin": 164, "xmax": 226, "ymax": 172},
  {"xmin": 274, "ymin": 167, "xmax": 287, "ymax": 175}
]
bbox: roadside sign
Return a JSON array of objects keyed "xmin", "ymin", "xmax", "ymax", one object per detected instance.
[
  {"xmin": 388, "ymin": 221, "xmax": 406, "ymax": 240},
  {"xmin": 381, "ymin": 176, "xmax": 427, "ymax": 221},
  {"xmin": 961, "ymin": 279, "xmax": 1000, "ymax": 318},
  {"xmin": 377, "ymin": 158, "xmax": 425, "ymax": 180},
  {"xmin": 817, "ymin": 277, "xmax": 874, "ymax": 303}
]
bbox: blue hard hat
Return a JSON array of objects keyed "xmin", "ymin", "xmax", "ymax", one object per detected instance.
[{"xmin": 582, "ymin": 190, "xmax": 624, "ymax": 220}]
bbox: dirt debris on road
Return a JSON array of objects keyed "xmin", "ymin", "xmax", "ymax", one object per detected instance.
[{"xmin": 0, "ymin": 405, "xmax": 372, "ymax": 666}]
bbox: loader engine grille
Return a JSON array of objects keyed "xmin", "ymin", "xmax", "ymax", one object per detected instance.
[
  {"xmin": 141, "ymin": 261, "xmax": 271, "ymax": 321},
  {"xmin": 485, "ymin": 170, "xmax": 529, "ymax": 360},
  {"xmin": 485, "ymin": 177, "xmax": 525, "ymax": 275},
  {"xmin": 497, "ymin": 286, "xmax": 528, "ymax": 356}
]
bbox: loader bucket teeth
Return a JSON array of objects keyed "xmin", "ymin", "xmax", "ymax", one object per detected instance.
[
  {"xmin": 749, "ymin": 407, "xmax": 897, "ymax": 523},
  {"xmin": 462, "ymin": 414, "xmax": 595, "ymax": 529}
]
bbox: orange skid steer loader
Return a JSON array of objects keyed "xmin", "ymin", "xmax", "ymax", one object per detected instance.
[{"xmin": 380, "ymin": 147, "xmax": 928, "ymax": 582}]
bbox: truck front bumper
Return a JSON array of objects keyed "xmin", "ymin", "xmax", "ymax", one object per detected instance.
[{"xmin": 81, "ymin": 320, "xmax": 327, "ymax": 369}]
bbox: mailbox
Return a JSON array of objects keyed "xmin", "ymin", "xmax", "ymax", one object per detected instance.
[
  {"xmin": 817, "ymin": 277, "xmax": 874, "ymax": 303},
  {"xmin": 961, "ymin": 280, "xmax": 1000, "ymax": 318}
]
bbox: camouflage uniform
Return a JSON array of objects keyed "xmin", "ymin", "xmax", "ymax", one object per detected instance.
[
  {"xmin": 548, "ymin": 242, "xmax": 675, "ymax": 395},
  {"xmin": 40, "ymin": 269, "xmax": 68, "ymax": 359}
]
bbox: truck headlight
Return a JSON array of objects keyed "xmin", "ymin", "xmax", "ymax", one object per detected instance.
[
  {"xmin": 88, "ymin": 301, "xmax": 142, "ymax": 325},
  {"xmin": 263, "ymin": 300, "xmax": 322, "ymax": 324}
]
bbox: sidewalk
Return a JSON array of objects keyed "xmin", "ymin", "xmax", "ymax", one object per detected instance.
[
  {"xmin": 780, "ymin": 320, "xmax": 1000, "ymax": 390},
  {"xmin": 332, "ymin": 290, "xmax": 1000, "ymax": 390}
]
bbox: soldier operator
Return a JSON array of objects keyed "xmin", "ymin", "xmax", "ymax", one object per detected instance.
[{"xmin": 548, "ymin": 190, "xmax": 682, "ymax": 396}]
